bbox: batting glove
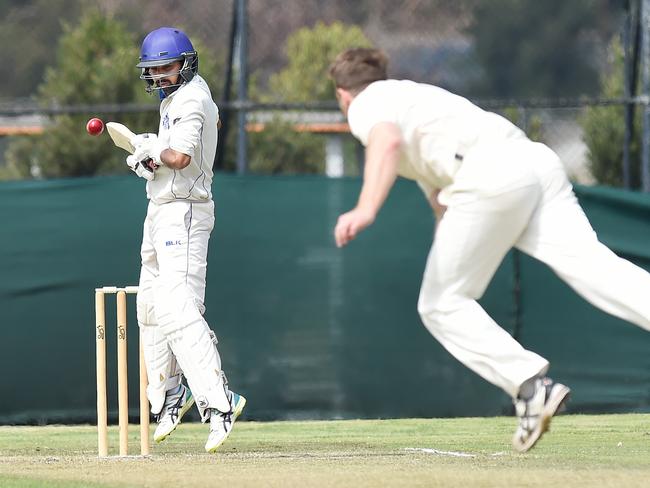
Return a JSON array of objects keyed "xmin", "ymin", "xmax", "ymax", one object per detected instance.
[
  {"xmin": 126, "ymin": 154, "xmax": 155, "ymax": 181},
  {"xmin": 132, "ymin": 133, "xmax": 164, "ymax": 167}
]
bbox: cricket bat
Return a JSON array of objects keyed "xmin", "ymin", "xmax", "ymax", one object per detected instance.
[
  {"xmin": 106, "ymin": 122, "xmax": 157, "ymax": 171},
  {"xmin": 106, "ymin": 122, "xmax": 137, "ymax": 154}
]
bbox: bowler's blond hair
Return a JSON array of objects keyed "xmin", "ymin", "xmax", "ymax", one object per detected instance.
[{"xmin": 329, "ymin": 48, "xmax": 388, "ymax": 93}]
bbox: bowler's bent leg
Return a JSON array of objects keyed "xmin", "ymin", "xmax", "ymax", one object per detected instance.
[{"xmin": 419, "ymin": 181, "xmax": 547, "ymax": 398}]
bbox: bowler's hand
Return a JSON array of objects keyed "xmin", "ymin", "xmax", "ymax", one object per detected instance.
[{"xmin": 334, "ymin": 207, "xmax": 376, "ymax": 248}]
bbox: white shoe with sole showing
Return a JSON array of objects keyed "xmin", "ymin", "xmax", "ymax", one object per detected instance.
[
  {"xmin": 153, "ymin": 384, "xmax": 195, "ymax": 443},
  {"xmin": 512, "ymin": 377, "xmax": 570, "ymax": 452},
  {"xmin": 205, "ymin": 392, "xmax": 246, "ymax": 453}
]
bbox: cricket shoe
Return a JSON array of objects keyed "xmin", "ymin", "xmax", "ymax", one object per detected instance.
[
  {"xmin": 205, "ymin": 392, "xmax": 247, "ymax": 453},
  {"xmin": 153, "ymin": 384, "xmax": 195, "ymax": 443},
  {"xmin": 512, "ymin": 377, "xmax": 571, "ymax": 452}
]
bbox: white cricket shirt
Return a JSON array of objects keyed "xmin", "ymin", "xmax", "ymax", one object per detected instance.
[
  {"xmin": 146, "ymin": 75, "xmax": 218, "ymax": 204},
  {"xmin": 347, "ymin": 80, "xmax": 526, "ymax": 195}
]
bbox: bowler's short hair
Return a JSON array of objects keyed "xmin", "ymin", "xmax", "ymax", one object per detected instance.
[{"xmin": 329, "ymin": 48, "xmax": 388, "ymax": 93}]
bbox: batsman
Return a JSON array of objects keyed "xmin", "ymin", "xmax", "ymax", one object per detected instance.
[
  {"xmin": 329, "ymin": 48, "xmax": 650, "ymax": 452},
  {"xmin": 126, "ymin": 26, "xmax": 245, "ymax": 453}
]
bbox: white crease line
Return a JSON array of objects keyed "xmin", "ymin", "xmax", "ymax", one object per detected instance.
[{"xmin": 404, "ymin": 447, "xmax": 476, "ymax": 458}]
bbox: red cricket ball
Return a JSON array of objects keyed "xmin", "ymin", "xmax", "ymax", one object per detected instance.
[{"xmin": 86, "ymin": 117, "xmax": 104, "ymax": 136}]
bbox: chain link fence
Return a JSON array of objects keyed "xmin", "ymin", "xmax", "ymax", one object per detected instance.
[{"xmin": 0, "ymin": 0, "xmax": 644, "ymax": 187}]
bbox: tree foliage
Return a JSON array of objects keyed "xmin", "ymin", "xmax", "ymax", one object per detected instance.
[
  {"xmin": 248, "ymin": 22, "xmax": 371, "ymax": 174},
  {"xmin": 3, "ymin": 10, "xmax": 222, "ymax": 179},
  {"xmin": 580, "ymin": 38, "xmax": 640, "ymax": 187},
  {"xmin": 0, "ymin": 0, "xmax": 82, "ymax": 100},
  {"xmin": 267, "ymin": 22, "xmax": 371, "ymax": 103},
  {"xmin": 466, "ymin": 0, "xmax": 618, "ymax": 98},
  {"xmin": 5, "ymin": 11, "xmax": 155, "ymax": 178}
]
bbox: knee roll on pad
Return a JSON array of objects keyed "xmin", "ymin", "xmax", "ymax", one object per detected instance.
[
  {"xmin": 195, "ymin": 297, "xmax": 206, "ymax": 316},
  {"xmin": 155, "ymin": 294, "xmax": 205, "ymax": 336}
]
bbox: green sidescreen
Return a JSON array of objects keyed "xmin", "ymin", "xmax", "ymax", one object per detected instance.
[{"xmin": 1, "ymin": 175, "xmax": 649, "ymax": 423}]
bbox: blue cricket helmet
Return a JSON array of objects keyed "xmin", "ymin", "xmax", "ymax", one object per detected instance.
[{"xmin": 137, "ymin": 27, "xmax": 199, "ymax": 94}]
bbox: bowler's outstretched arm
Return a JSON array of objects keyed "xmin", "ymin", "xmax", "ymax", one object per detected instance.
[{"xmin": 334, "ymin": 122, "xmax": 402, "ymax": 247}]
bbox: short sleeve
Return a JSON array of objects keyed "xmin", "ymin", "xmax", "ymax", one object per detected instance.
[{"xmin": 347, "ymin": 83, "xmax": 397, "ymax": 146}]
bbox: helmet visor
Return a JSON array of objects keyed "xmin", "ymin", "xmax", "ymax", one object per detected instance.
[{"xmin": 136, "ymin": 56, "xmax": 184, "ymax": 69}]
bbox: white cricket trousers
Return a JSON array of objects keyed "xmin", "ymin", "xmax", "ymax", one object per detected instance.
[
  {"xmin": 137, "ymin": 200, "xmax": 230, "ymax": 415},
  {"xmin": 418, "ymin": 139, "xmax": 650, "ymax": 398}
]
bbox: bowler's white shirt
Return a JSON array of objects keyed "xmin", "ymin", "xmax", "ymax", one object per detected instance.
[
  {"xmin": 347, "ymin": 80, "xmax": 526, "ymax": 195},
  {"xmin": 146, "ymin": 75, "xmax": 218, "ymax": 204}
]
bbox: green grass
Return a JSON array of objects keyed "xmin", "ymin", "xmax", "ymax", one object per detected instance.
[{"xmin": 1, "ymin": 415, "xmax": 650, "ymax": 487}]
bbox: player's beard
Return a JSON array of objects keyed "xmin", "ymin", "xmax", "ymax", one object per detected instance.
[{"xmin": 156, "ymin": 79, "xmax": 181, "ymax": 97}]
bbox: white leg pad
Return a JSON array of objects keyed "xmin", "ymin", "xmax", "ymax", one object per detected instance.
[
  {"xmin": 138, "ymin": 300, "xmax": 183, "ymax": 415},
  {"xmin": 154, "ymin": 292, "xmax": 231, "ymax": 415},
  {"xmin": 165, "ymin": 322, "xmax": 231, "ymax": 417}
]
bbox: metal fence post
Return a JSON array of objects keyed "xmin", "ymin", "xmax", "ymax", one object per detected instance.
[
  {"xmin": 214, "ymin": 1, "xmax": 239, "ymax": 171},
  {"xmin": 641, "ymin": 0, "xmax": 650, "ymax": 191},
  {"xmin": 236, "ymin": 0, "xmax": 249, "ymax": 175},
  {"xmin": 623, "ymin": 0, "xmax": 633, "ymax": 189}
]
